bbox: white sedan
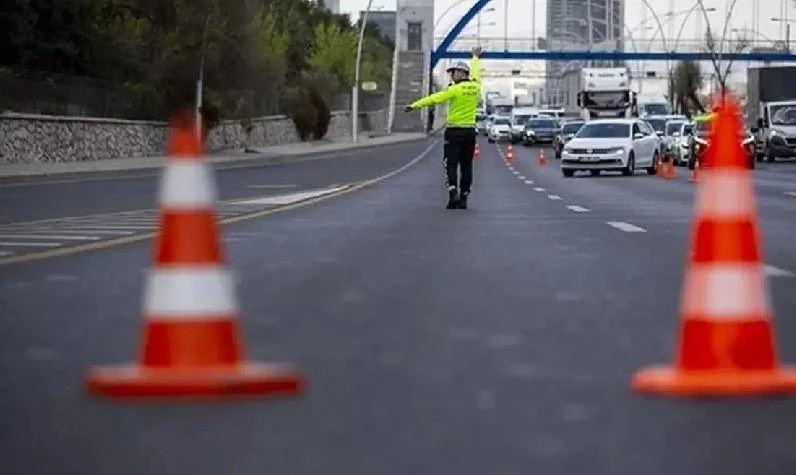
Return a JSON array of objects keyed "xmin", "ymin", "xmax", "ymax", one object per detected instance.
[
  {"xmin": 487, "ymin": 116, "xmax": 512, "ymax": 143},
  {"xmin": 560, "ymin": 119, "xmax": 662, "ymax": 177}
]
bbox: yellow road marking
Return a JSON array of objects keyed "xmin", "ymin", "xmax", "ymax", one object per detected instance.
[{"xmin": 0, "ymin": 141, "xmax": 438, "ymax": 267}]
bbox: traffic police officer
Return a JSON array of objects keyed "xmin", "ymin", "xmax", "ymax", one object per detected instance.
[{"xmin": 405, "ymin": 47, "xmax": 482, "ymax": 209}]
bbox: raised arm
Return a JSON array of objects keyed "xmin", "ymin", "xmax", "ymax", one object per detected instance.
[{"xmin": 470, "ymin": 47, "xmax": 482, "ymax": 83}]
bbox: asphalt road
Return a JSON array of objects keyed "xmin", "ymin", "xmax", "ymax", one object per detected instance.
[{"xmin": 1, "ymin": 137, "xmax": 796, "ymax": 475}]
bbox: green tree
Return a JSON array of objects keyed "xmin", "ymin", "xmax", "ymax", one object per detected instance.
[
  {"xmin": 307, "ymin": 23, "xmax": 357, "ymax": 90},
  {"xmin": 673, "ymin": 60, "xmax": 705, "ymax": 115}
]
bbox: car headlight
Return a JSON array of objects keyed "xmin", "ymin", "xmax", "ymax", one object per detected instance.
[
  {"xmin": 771, "ymin": 129, "xmax": 784, "ymax": 137},
  {"xmin": 606, "ymin": 147, "xmax": 625, "ymax": 155},
  {"xmin": 562, "ymin": 147, "xmax": 572, "ymax": 155}
]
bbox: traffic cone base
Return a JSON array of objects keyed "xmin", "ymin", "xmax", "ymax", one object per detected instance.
[
  {"xmin": 632, "ymin": 364, "xmax": 796, "ymax": 396},
  {"xmin": 86, "ymin": 362, "xmax": 303, "ymax": 398}
]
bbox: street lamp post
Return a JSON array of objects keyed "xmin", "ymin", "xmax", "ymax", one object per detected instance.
[
  {"xmin": 196, "ymin": 11, "xmax": 212, "ymax": 139},
  {"xmin": 353, "ymin": 0, "xmax": 375, "ymax": 143}
]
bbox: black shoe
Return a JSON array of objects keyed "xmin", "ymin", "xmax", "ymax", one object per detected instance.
[
  {"xmin": 457, "ymin": 193, "xmax": 468, "ymax": 209},
  {"xmin": 446, "ymin": 190, "xmax": 459, "ymax": 209}
]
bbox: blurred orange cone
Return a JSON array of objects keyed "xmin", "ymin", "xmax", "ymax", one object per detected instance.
[
  {"xmin": 506, "ymin": 146, "xmax": 514, "ymax": 163},
  {"xmin": 657, "ymin": 155, "xmax": 665, "ymax": 178},
  {"xmin": 86, "ymin": 112, "xmax": 303, "ymax": 399},
  {"xmin": 474, "ymin": 143, "xmax": 480, "ymax": 160},
  {"xmin": 632, "ymin": 97, "xmax": 796, "ymax": 397},
  {"xmin": 538, "ymin": 150, "xmax": 548, "ymax": 166}
]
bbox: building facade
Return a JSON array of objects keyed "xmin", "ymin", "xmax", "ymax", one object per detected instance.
[
  {"xmin": 362, "ymin": 11, "xmax": 397, "ymax": 43},
  {"xmin": 545, "ymin": 0, "xmax": 625, "ymax": 106}
]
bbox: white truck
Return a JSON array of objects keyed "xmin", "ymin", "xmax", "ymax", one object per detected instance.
[
  {"xmin": 510, "ymin": 106, "xmax": 539, "ymax": 143},
  {"xmin": 636, "ymin": 94, "xmax": 672, "ymax": 118},
  {"xmin": 563, "ymin": 67, "xmax": 635, "ymax": 120},
  {"xmin": 747, "ymin": 66, "xmax": 796, "ymax": 162}
]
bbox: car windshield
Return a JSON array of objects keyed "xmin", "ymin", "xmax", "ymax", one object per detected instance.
[
  {"xmin": 561, "ymin": 123, "xmax": 584, "ymax": 134},
  {"xmin": 494, "ymin": 118, "xmax": 511, "ymax": 125},
  {"xmin": 527, "ymin": 119, "xmax": 557, "ymax": 129},
  {"xmin": 645, "ymin": 119, "xmax": 667, "ymax": 133},
  {"xmin": 771, "ymin": 105, "xmax": 796, "ymax": 125},
  {"xmin": 513, "ymin": 115, "xmax": 532, "ymax": 126},
  {"xmin": 695, "ymin": 120, "xmax": 712, "ymax": 134},
  {"xmin": 576, "ymin": 123, "xmax": 630, "ymax": 139},
  {"xmin": 666, "ymin": 122, "xmax": 684, "ymax": 135},
  {"xmin": 681, "ymin": 124, "xmax": 693, "ymax": 135},
  {"xmin": 642, "ymin": 104, "xmax": 669, "ymax": 116}
]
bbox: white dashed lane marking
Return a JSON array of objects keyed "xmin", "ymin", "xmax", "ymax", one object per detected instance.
[
  {"xmin": 764, "ymin": 265, "xmax": 795, "ymax": 278},
  {"xmin": 547, "ymin": 195, "xmax": 563, "ymax": 200},
  {"xmin": 566, "ymin": 205, "xmax": 590, "ymax": 213},
  {"xmin": 518, "ymin": 175, "xmax": 526, "ymax": 180},
  {"xmin": 606, "ymin": 221, "xmax": 647, "ymax": 233},
  {"xmin": 524, "ymin": 180, "xmax": 534, "ymax": 184},
  {"xmin": 533, "ymin": 187, "xmax": 546, "ymax": 192}
]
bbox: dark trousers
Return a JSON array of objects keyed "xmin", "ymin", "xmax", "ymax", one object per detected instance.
[{"xmin": 443, "ymin": 127, "xmax": 476, "ymax": 194}]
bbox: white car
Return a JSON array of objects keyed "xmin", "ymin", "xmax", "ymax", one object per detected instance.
[
  {"xmin": 487, "ymin": 116, "xmax": 512, "ymax": 143},
  {"xmin": 663, "ymin": 119, "xmax": 687, "ymax": 157},
  {"xmin": 560, "ymin": 119, "xmax": 662, "ymax": 177}
]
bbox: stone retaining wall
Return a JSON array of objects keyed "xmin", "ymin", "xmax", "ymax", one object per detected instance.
[{"xmin": 0, "ymin": 110, "xmax": 386, "ymax": 164}]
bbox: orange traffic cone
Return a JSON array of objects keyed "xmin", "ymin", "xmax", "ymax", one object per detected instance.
[
  {"xmin": 474, "ymin": 143, "xmax": 481, "ymax": 161},
  {"xmin": 657, "ymin": 155, "xmax": 665, "ymax": 178},
  {"xmin": 506, "ymin": 146, "xmax": 514, "ymax": 163},
  {"xmin": 86, "ymin": 112, "xmax": 303, "ymax": 399},
  {"xmin": 632, "ymin": 98, "xmax": 796, "ymax": 397},
  {"xmin": 665, "ymin": 155, "xmax": 677, "ymax": 180},
  {"xmin": 538, "ymin": 150, "xmax": 548, "ymax": 166}
]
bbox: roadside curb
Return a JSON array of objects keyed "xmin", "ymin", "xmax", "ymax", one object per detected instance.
[{"xmin": 0, "ymin": 133, "xmax": 435, "ymax": 185}]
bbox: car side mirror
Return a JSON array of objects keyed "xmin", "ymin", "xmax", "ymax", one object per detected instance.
[{"xmin": 633, "ymin": 133, "xmax": 645, "ymax": 140}]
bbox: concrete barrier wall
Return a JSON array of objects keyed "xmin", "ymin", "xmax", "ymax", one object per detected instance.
[{"xmin": 0, "ymin": 110, "xmax": 387, "ymax": 164}]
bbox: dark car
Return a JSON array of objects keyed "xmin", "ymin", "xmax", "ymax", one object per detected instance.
[
  {"xmin": 553, "ymin": 121, "xmax": 585, "ymax": 158},
  {"xmin": 523, "ymin": 118, "xmax": 559, "ymax": 146}
]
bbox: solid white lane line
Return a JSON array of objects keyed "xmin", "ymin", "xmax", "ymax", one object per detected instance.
[
  {"xmin": 54, "ymin": 225, "xmax": 153, "ymax": 230},
  {"xmin": 0, "ymin": 251, "xmax": 13, "ymax": 257},
  {"xmin": 25, "ymin": 229, "xmax": 136, "ymax": 235},
  {"xmin": 547, "ymin": 195, "xmax": 563, "ymax": 200},
  {"xmin": 0, "ymin": 242, "xmax": 62, "ymax": 248},
  {"xmin": 533, "ymin": 187, "xmax": 546, "ymax": 192},
  {"xmin": 764, "ymin": 265, "xmax": 795, "ymax": 278},
  {"xmin": 566, "ymin": 205, "xmax": 590, "ymax": 213},
  {"xmin": 524, "ymin": 180, "xmax": 534, "ymax": 184},
  {"xmin": 0, "ymin": 234, "xmax": 100, "ymax": 241},
  {"xmin": 606, "ymin": 221, "xmax": 647, "ymax": 233}
]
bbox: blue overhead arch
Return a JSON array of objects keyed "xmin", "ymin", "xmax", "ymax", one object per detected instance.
[
  {"xmin": 431, "ymin": 0, "xmax": 796, "ymax": 67},
  {"xmin": 432, "ymin": 0, "xmax": 493, "ymax": 69}
]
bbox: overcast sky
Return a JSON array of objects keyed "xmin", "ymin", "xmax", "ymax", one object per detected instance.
[{"xmin": 339, "ymin": 0, "xmax": 794, "ymax": 45}]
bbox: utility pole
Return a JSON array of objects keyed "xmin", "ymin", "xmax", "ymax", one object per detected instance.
[
  {"xmin": 504, "ymin": 0, "xmax": 508, "ymax": 51},
  {"xmin": 353, "ymin": 0, "xmax": 375, "ymax": 143},
  {"xmin": 531, "ymin": 0, "xmax": 536, "ymax": 50}
]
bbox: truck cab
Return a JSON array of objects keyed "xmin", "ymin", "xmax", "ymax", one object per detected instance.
[
  {"xmin": 575, "ymin": 68, "xmax": 635, "ymax": 120},
  {"xmin": 756, "ymin": 101, "xmax": 796, "ymax": 161}
]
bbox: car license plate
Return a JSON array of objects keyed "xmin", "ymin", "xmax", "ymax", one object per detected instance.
[{"xmin": 580, "ymin": 156, "xmax": 599, "ymax": 162}]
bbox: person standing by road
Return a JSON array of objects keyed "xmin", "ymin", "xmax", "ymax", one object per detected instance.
[{"xmin": 405, "ymin": 47, "xmax": 482, "ymax": 209}]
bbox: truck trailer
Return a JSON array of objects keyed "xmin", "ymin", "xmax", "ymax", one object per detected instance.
[{"xmin": 747, "ymin": 66, "xmax": 796, "ymax": 161}]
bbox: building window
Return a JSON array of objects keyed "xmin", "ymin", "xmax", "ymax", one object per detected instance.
[{"xmin": 407, "ymin": 22, "xmax": 422, "ymax": 51}]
